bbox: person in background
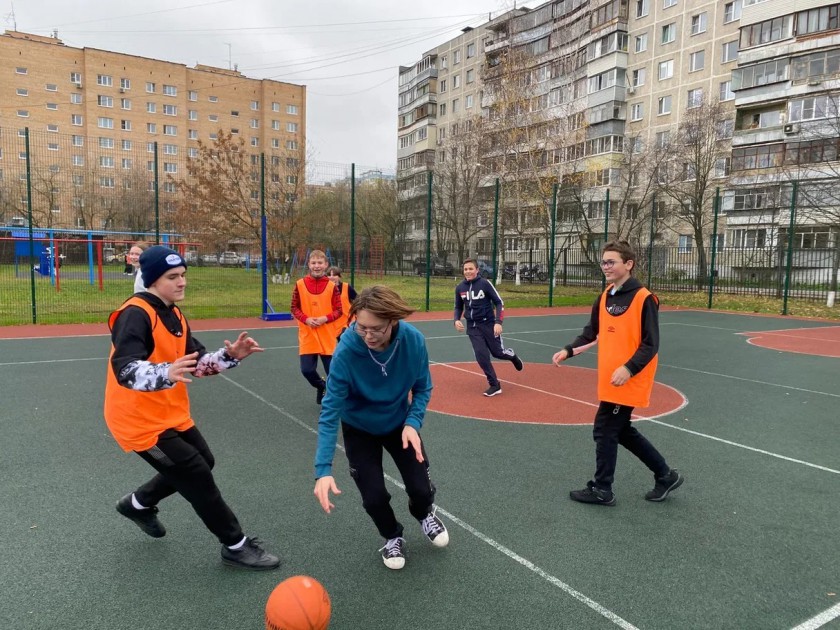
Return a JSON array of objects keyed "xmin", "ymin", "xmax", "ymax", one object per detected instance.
[
  {"xmin": 290, "ymin": 249, "xmax": 343, "ymax": 404},
  {"xmin": 127, "ymin": 242, "xmax": 149, "ymax": 293},
  {"xmin": 314, "ymin": 285, "xmax": 448, "ymax": 570},
  {"xmin": 104, "ymin": 245, "xmax": 280, "ymax": 570},
  {"xmin": 552, "ymin": 240, "xmax": 683, "ymax": 506},
  {"xmin": 454, "ymin": 258, "xmax": 523, "ymax": 397},
  {"xmin": 326, "ymin": 265, "xmax": 357, "ymax": 336}
]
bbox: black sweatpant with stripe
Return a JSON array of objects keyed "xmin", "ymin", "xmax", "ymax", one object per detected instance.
[
  {"xmin": 467, "ymin": 320, "xmax": 517, "ymax": 387},
  {"xmin": 133, "ymin": 426, "xmax": 244, "ymax": 546}
]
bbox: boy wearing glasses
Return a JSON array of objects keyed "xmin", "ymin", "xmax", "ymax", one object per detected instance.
[
  {"xmin": 454, "ymin": 258, "xmax": 524, "ymax": 397},
  {"xmin": 291, "ymin": 249, "xmax": 343, "ymax": 404},
  {"xmin": 313, "ymin": 285, "xmax": 448, "ymax": 570},
  {"xmin": 552, "ymin": 241, "xmax": 683, "ymax": 505}
]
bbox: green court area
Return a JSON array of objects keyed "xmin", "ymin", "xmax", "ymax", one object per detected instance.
[{"xmin": 1, "ymin": 309, "xmax": 838, "ymax": 629}]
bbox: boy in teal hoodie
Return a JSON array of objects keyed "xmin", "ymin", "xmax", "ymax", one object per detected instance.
[{"xmin": 314, "ymin": 285, "xmax": 449, "ymax": 570}]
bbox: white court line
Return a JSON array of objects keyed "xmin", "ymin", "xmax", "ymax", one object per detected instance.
[
  {"xmin": 739, "ymin": 331, "xmax": 840, "ymax": 345},
  {"xmin": 660, "ymin": 322, "xmax": 746, "ymax": 331},
  {"xmin": 220, "ymin": 374, "xmax": 640, "ymax": 630},
  {"xmin": 790, "ymin": 602, "xmax": 840, "ymax": 630},
  {"xmin": 660, "ymin": 364, "xmax": 840, "ymax": 399}
]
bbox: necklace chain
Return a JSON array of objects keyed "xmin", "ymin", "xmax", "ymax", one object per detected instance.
[{"xmin": 367, "ymin": 339, "xmax": 400, "ymax": 377}]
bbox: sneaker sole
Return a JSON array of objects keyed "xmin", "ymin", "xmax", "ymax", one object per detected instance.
[
  {"xmin": 569, "ymin": 495, "xmax": 616, "ymax": 506},
  {"xmin": 483, "ymin": 389, "xmax": 503, "ymax": 397},
  {"xmin": 221, "ymin": 557, "xmax": 281, "ymax": 571},
  {"xmin": 645, "ymin": 476, "xmax": 684, "ymax": 502},
  {"xmin": 383, "ymin": 558, "xmax": 406, "ymax": 570},
  {"xmin": 428, "ymin": 531, "xmax": 450, "ymax": 548}
]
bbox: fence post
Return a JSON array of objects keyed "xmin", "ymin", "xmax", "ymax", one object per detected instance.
[
  {"xmin": 647, "ymin": 194, "xmax": 656, "ymax": 289},
  {"xmin": 260, "ymin": 153, "xmax": 268, "ymax": 316},
  {"xmin": 492, "ymin": 178, "xmax": 500, "ymax": 282},
  {"xmin": 549, "ymin": 182, "xmax": 558, "ymax": 306},
  {"xmin": 24, "ymin": 127, "xmax": 37, "ymax": 324},
  {"xmin": 707, "ymin": 187, "xmax": 721, "ymax": 309},
  {"xmin": 350, "ymin": 163, "xmax": 356, "ymax": 286},
  {"xmin": 425, "ymin": 171, "xmax": 433, "ymax": 311},
  {"xmin": 153, "ymin": 141, "xmax": 160, "ymax": 243},
  {"xmin": 783, "ymin": 181, "xmax": 798, "ymax": 315}
]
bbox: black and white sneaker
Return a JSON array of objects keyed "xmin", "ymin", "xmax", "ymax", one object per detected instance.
[
  {"xmin": 221, "ymin": 537, "xmax": 281, "ymax": 570},
  {"xmin": 645, "ymin": 469, "xmax": 683, "ymax": 502},
  {"xmin": 483, "ymin": 384, "xmax": 502, "ymax": 397},
  {"xmin": 116, "ymin": 494, "xmax": 166, "ymax": 537},
  {"xmin": 569, "ymin": 481, "xmax": 616, "ymax": 506},
  {"xmin": 511, "ymin": 354, "xmax": 524, "ymax": 371},
  {"xmin": 420, "ymin": 509, "xmax": 449, "ymax": 548},
  {"xmin": 379, "ymin": 536, "xmax": 406, "ymax": 570}
]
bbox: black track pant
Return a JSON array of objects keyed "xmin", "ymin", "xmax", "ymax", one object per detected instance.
[{"xmin": 467, "ymin": 321, "xmax": 517, "ymax": 387}]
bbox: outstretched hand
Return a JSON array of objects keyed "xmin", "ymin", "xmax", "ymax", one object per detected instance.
[
  {"xmin": 225, "ymin": 332, "xmax": 263, "ymax": 360},
  {"xmin": 402, "ymin": 425, "xmax": 424, "ymax": 463},
  {"xmin": 552, "ymin": 349, "xmax": 569, "ymax": 366},
  {"xmin": 314, "ymin": 476, "xmax": 342, "ymax": 513},
  {"xmin": 168, "ymin": 352, "xmax": 198, "ymax": 383}
]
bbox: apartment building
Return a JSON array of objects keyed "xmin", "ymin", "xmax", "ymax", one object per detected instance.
[{"xmin": 0, "ymin": 30, "xmax": 305, "ymax": 230}]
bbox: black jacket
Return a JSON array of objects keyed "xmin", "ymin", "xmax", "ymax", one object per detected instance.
[{"xmin": 454, "ymin": 278, "xmax": 505, "ymax": 325}]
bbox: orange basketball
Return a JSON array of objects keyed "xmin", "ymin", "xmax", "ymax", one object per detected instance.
[{"xmin": 265, "ymin": 575, "xmax": 331, "ymax": 630}]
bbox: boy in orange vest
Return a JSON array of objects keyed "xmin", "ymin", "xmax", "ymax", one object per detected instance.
[
  {"xmin": 326, "ymin": 265, "xmax": 357, "ymax": 336},
  {"xmin": 291, "ymin": 250, "xmax": 343, "ymax": 404},
  {"xmin": 553, "ymin": 241, "xmax": 683, "ymax": 505},
  {"xmin": 104, "ymin": 245, "xmax": 280, "ymax": 569}
]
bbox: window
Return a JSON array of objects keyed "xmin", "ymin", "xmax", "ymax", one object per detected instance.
[
  {"xmin": 251, "ymin": 100, "xmax": 259, "ymax": 110},
  {"xmin": 72, "ymin": 135, "xmax": 84, "ymax": 147},
  {"xmin": 46, "ymin": 103, "xmax": 58, "ymax": 110},
  {"xmin": 722, "ymin": 41, "xmax": 738, "ymax": 63},
  {"xmin": 163, "ymin": 162, "xmax": 177, "ymax": 173},
  {"xmin": 690, "ymin": 50, "xmax": 705, "ymax": 72},
  {"xmin": 163, "ymin": 85, "xmax": 177, "ymax": 96},
  {"xmin": 658, "ymin": 95, "xmax": 672, "ymax": 115},
  {"xmin": 250, "ymin": 137, "xmax": 259, "ymax": 147},
  {"xmin": 467, "ymin": 42, "xmax": 476, "ymax": 58},
  {"xmin": 678, "ymin": 235, "xmax": 693, "ymax": 253},
  {"xmin": 453, "ymin": 49, "xmax": 461, "ymax": 64},
  {"xmin": 163, "ymin": 144, "xmax": 177, "ymax": 155},
  {"xmin": 120, "ymin": 78, "xmax": 130, "ymax": 90},
  {"xmin": 720, "ymin": 81, "xmax": 735, "ymax": 101},
  {"xmin": 97, "ymin": 74, "xmax": 112, "ymax": 86},
  {"xmin": 636, "ymin": 0, "xmax": 649, "ymax": 18},
  {"xmin": 70, "ymin": 72, "xmax": 81, "ymax": 84},
  {"xmin": 632, "ymin": 68, "xmax": 646, "ymax": 87},
  {"xmin": 189, "ymin": 90, "xmax": 198, "ymax": 101},
  {"xmin": 146, "ymin": 82, "xmax": 156, "ymax": 93},
  {"xmin": 664, "ymin": 0, "xmax": 677, "ymax": 6},
  {"xmin": 716, "ymin": 119, "xmax": 735, "ymax": 139},
  {"xmin": 271, "ymin": 102, "xmax": 280, "ymax": 112},
  {"xmin": 250, "ymin": 118, "xmax": 259, "ymax": 129},
  {"xmin": 163, "ymin": 104, "xmax": 177, "ymax": 116},
  {"xmin": 71, "ymin": 93, "xmax": 83, "ymax": 104},
  {"xmin": 208, "ymin": 95, "xmax": 218, "ymax": 103},
  {"xmin": 740, "ymin": 16, "xmax": 791, "ymax": 48},
  {"xmin": 45, "ymin": 83, "xmax": 57, "ymax": 92},
  {"xmin": 15, "ymin": 66, "xmax": 27, "ymax": 74},
  {"xmin": 635, "ymin": 33, "xmax": 648, "ymax": 53},
  {"xmin": 286, "ymin": 140, "xmax": 298, "ymax": 150},
  {"xmin": 100, "ymin": 137, "xmax": 115, "ymax": 149},
  {"xmin": 98, "ymin": 95, "xmax": 113, "ymax": 107},
  {"xmin": 796, "ymin": 6, "xmax": 840, "ymax": 36},
  {"xmin": 287, "ymin": 104, "xmax": 298, "ymax": 115},
  {"xmin": 631, "ymin": 103, "xmax": 644, "ymax": 121},
  {"xmin": 731, "ymin": 143, "xmax": 784, "ymax": 170},
  {"xmin": 439, "ymin": 103, "xmax": 447, "ymax": 116},
  {"xmin": 188, "ymin": 147, "xmax": 198, "ymax": 157},
  {"xmin": 715, "ymin": 157, "xmax": 731, "ymax": 177},
  {"xmin": 47, "ymin": 124, "xmax": 59, "ymax": 132},
  {"xmin": 733, "ymin": 59, "xmax": 788, "ymax": 89},
  {"xmin": 100, "ymin": 176, "xmax": 115, "ymax": 188},
  {"xmin": 724, "ymin": 1, "xmax": 742, "ymax": 23},
  {"xmin": 189, "ymin": 110, "xmax": 197, "ymax": 121},
  {"xmin": 17, "ymin": 110, "xmax": 29, "ymax": 118},
  {"xmin": 188, "ymin": 129, "xmax": 198, "ymax": 139},
  {"xmin": 466, "ymin": 94, "xmax": 474, "ymax": 109},
  {"xmin": 72, "ymin": 155, "xmax": 84, "ymax": 166},
  {"xmin": 691, "ymin": 13, "xmax": 707, "ymax": 35},
  {"xmin": 121, "ymin": 119, "xmax": 131, "ymax": 131},
  {"xmin": 453, "ymin": 74, "xmax": 461, "ymax": 88},
  {"xmin": 466, "ymin": 68, "xmax": 475, "ymax": 83},
  {"xmin": 208, "ymin": 114, "xmax": 218, "ymax": 122},
  {"xmin": 659, "ymin": 59, "xmax": 674, "ymax": 80},
  {"xmin": 662, "ymin": 23, "xmax": 676, "ymax": 44},
  {"xmin": 163, "ymin": 125, "xmax": 176, "ymax": 136},
  {"xmin": 121, "ymin": 139, "xmax": 132, "ymax": 150},
  {"xmin": 98, "ymin": 117, "xmax": 114, "ymax": 129},
  {"xmin": 687, "ymin": 88, "xmax": 703, "ymax": 108},
  {"xmin": 120, "ymin": 97, "xmax": 130, "ymax": 109},
  {"xmin": 452, "ymin": 98, "xmax": 460, "ymax": 113},
  {"xmin": 440, "ymin": 79, "xmax": 447, "ymax": 93},
  {"xmin": 100, "ymin": 156, "xmax": 115, "ymax": 168},
  {"xmin": 147, "ymin": 123, "xmax": 157, "ymax": 133},
  {"xmin": 287, "ymin": 122, "xmax": 298, "ymax": 132},
  {"xmin": 789, "ymin": 95, "xmax": 840, "ymax": 122}
]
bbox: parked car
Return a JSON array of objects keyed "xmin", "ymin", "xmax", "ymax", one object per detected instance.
[
  {"xmin": 198, "ymin": 253, "xmax": 219, "ymax": 266},
  {"xmin": 183, "ymin": 250, "xmax": 198, "ymax": 263},
  {"xmin": 219, "ymin": 251, "xmax": 241, "ymax": 267},
  {"xmin": 413, "ymin": 256, "xmax": 455, "ymax": 276}
]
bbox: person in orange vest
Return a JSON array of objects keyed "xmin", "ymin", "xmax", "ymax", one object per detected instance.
[
  {"xmin": 291, "ymin": 250, "xmax": 343, "ymax": 404},
  {"xmin": 552, "ymin": 240, "xmax": 683, "ymax": 506},
  {"xmin": 104, "ymin": 245, "xmax": 280, "ymax": 570},
  {"xmin": 326, "ymin": 265, "xmax": 357, "ymax": 336}
]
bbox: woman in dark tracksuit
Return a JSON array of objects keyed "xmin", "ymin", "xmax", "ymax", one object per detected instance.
[{"xmin": 454, "ymin": 258, "xmax": 523, "ymax": 397}]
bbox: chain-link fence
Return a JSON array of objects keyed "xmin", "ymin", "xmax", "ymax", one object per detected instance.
[{"xmin": 2, "ymin": 127, "xmax": 839, "ymax": 324}]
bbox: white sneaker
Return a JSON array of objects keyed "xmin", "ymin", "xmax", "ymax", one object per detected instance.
[
  {"xmin": 421, "ymin": 508, "xmax": 449, "ymax": 548},
  {"xmin": 379, "ymin": 536, "xmax": 406, "ymax": 570}
]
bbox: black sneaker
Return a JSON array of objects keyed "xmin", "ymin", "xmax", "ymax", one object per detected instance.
[
  {"xmin": 221, "ymin": 537, "xmax": 281, "ymax": 570},
  {"xmin": 483, "ymin": 384, "xmax": 502, "ymax": 397},
  {"xmin": 116, "ymin": 494, "xmax": 166, "ymax": 537},
  {"xmin": 379, "ymin": 536, "xmax": 406, "ymax": 570},
  {"xmin": 569, "ymin": 481, "xmax": 616, "ymax": 506},
  {"xmin": 645, "ymin": 469, "xmax": 683, "ymax": 502},
  {"xmin": 420, "ymin": 509, "xmax": 449, "ymax": 548},
  {"xmin": 511, "ymin": 354, "xmax": 524, "ymax": 371},
  {"xmin": 316, "ymin": 384, "xmax": 326, "ymax": 405}
]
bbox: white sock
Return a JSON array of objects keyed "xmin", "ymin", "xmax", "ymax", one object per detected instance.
[
  {"xmin": 227, "ymin": 536, "xmax": 247, "ymax": 550},
  {"xmin": 131, "ymin": 494, "xmax": 149, "ymax": 510}
]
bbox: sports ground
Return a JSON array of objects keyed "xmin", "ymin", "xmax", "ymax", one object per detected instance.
[{"xmin": 1, "ymin": 307, "xmax": 838, "ymax": 630}]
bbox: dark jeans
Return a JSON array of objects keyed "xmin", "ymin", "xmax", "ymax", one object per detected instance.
[
  {"xmin": 342, "ymin": 423, "xmax": 436, "ymax": 540},
  {"xmin": 134, "ymin": 426, "xmax": 243, "ymax": 546},
  {"xmin": 300, "ymin": 353, "xmax": 331, "ymax": 389},
  {"xmin": 466, "ymin": 322, "xmax": 518, "ymax": 387},
  {"xmin": 592, "ymin": 402, "xmax": 669, "ymax": 492}
]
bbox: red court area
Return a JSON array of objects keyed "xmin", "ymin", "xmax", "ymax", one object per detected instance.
[
  {"xmin": 428, "ymin": 362, "xmax": 686, "ymax": 425},
  {"xmin": 739, "ymin": 326, "xmax": 840, "ymax": 358}
]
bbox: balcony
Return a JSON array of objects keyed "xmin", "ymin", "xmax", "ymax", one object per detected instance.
[{"xmin": 484, "ymin": 38, "xmax": 509, "ymax": 54}]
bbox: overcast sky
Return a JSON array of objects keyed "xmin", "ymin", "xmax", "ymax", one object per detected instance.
[{"xmin": 10, "ymin": 0, "xmax": 513, "ymax": 170}]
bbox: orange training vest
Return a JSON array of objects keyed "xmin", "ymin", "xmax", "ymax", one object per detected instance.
[
  {"xmin": 296, "ymin": 278, "xmax": 339, "ymax": 356},
  {"xmin": 103, "ymin": 297, "xmax": 194, "ymax": 451},
  {"xmin": 333, "ymin": 281, "xmax": 351, "ymax": 332},
  {"xmin": 596, "ymin": 286, "xmax": 658, "ymax": 408}
]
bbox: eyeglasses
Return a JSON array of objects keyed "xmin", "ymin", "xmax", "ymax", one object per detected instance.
[
  {"xmin": 355, "ymin": 322, "xmax": 391, "ymax": 337},
  {"xmin": 600, "ymin": 259, "xmax": 621, "ymax": 269}
]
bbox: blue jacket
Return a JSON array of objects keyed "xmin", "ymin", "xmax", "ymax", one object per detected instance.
[
  {"xmin": 454, "ymin": 277, "xmax": 504, "ymax": 325},
  {"xmin": 314, "ymin": 321, "xmax": 433, "ymax": 478}
]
